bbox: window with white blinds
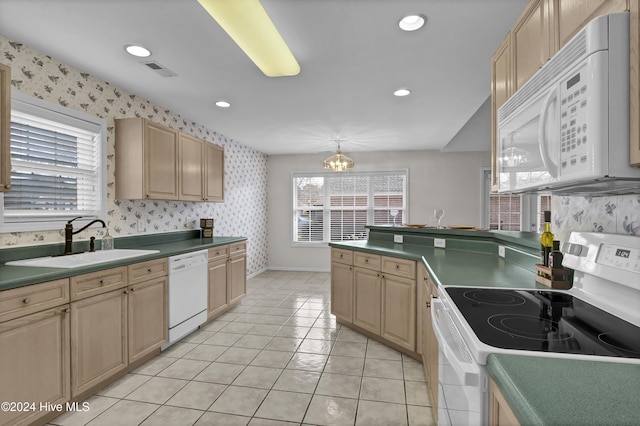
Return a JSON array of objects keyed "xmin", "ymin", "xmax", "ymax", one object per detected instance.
[
  {"xmin": 0, "ymin": 92, "xmax": 106, "ymax": 232},
  {"xmin": 293, "ymin": 171, "xmax": 407, "ymax": 244}
]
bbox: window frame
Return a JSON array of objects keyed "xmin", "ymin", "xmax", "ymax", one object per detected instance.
[
  {"xmin": 0, "ymin": 91, "xmax": 107, "ymax": 233},
  {"xmin": 291, "ymin": 169, "xmax": 409, "ymax": 246}
]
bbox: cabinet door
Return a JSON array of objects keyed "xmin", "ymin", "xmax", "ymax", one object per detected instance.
[
  {"xmin": 426, "ymin": 278, "xmax": 439, "ymax": 419},
  {"xmin": 71, "ymin": 289, "xmax": 127, "ymax": 396},
  {"xmin": 228, "ymin": 254, "xmax": 246, "ymax": 305},
  {"xmin": 513, "ymin": 0, "xmax": 553, "ymax": 91},
  {"xmin": 0, "ymin": 63, "xmax": 10, "ymax": 192},
  {"xmin": 179, "ymin": 133, "xmax": 205, "ymax": 201},
  {"xmin": 633, "ymin": 0, "xmax": 640, "ymax": 166},
  {"xmin": 331, "ymin": 261, "xmax": 353, "ymax": 323},
  {"xmin": 557, "ymin": 0, "xmax": 628, "ymax": 48},
  {"xmin": 381, "ymin": 274, "xmax": 415, "ymax": 351},
  {"xmin": 0, "ymin": 307, "xmax": 70, "ymax": 426},
  {"xmin": 491, "ymin": 34, "xmax": 512, "ymax": 192},
  {"xmin": 144, "ymin": 120, "xmax": 179, "ymax": 200},
  {"xmin": 128, "ymin": 277, "xmax": 167, "ymax": 363},
  {"xmin": 205, "ymin": 142, "xmax": 224, "ymax": 202},
  {"xmin": 353, "ymin": 267, "xmax": 381, "ymax": 334},
  {"xmin": 208, "ymin": 257, "xmax": 229, "ymax": 319},
  {"xmin": 489, "ymin": 377, "xmax": 521, "ymax": 426}
]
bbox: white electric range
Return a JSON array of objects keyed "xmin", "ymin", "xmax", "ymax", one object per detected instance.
[{"xmin": 431, "ymin": 231, "xmax": 640, "ymax": 426}]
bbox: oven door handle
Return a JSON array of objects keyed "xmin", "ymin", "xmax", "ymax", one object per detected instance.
[{"xmin": 431, "ymin": 298, "xmax": 480, "ymax": 387}]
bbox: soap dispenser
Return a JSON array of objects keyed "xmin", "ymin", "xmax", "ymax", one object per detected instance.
[{"xmin": 102, "ymin": 229, "xmax": 114, "ymax": 250}]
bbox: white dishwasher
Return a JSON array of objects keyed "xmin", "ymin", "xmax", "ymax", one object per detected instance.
[{"xmin": 163, "ymin": 249, "xmax": 208, "ymax": 349}]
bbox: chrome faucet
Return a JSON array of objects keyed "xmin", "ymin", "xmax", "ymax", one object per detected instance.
[{"xmin": 64, "ymin": 216, "xmax": 106, "ymax": 255}]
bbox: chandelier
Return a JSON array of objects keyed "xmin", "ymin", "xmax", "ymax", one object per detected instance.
[{"xmin": 323, "ymin": 141, "xmax": 355, "ymax": 172}]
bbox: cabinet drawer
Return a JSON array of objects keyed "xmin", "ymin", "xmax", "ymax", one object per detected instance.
[
  {"xmin": 0, "ymin": 279, "xmax": 70, "ymax": 323},
  {"xmin": 229, "ymin": 242, "xmax": 246, "ymax": 257},
  {"xmin": 208, "ymin": 245, "xmax": 229, "ymax": 262},
  {"xmin": 128, "ymin": 257, "xmax": 168, "ymax": 285},
  {"xmin": 381, "ymin": 256, "xmax": 416, "ymax": 279},
  {"xmin": 331, "ymin": 248, "xmax": 353, "ymax": 265},
  {"xmin": 354, "ymin": 252, "xmax": 381, "ymax": 270},
  {"xmin": 71, "ymin": 268, "xmax": 127, "ymax": 301}
]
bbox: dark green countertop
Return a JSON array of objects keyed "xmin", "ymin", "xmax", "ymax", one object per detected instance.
[
  {"xmin": 0, "ymin": 233, "xmax": 246, "ymax": 291},
  {"xmin": 330, "ymin": 240, "xmax": 545, "ymax": 290},
  {"xmin": 487, "ymin": 354, "xmax": 640, "ymax": 426}
]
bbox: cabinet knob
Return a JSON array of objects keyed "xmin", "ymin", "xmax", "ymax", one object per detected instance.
[
  {"xmin": 23, "ymin": 297, "xmax": 31, "ymax": 305},
  {"xmin": 340, "ymin": 254, "xmax": 343, "ymax": 258},
  {"xmin": 365, "ymin": 259, "xmax": 369, "ymax": 263},
  {"xmin": 395, "ymin": 264, "xmax": 400, "ymax": 269},
  {"xmin": 147, "ymin": 268, "xmax": 152, "ymax": 273},
  {"xmin": 99, "ymin": 280, "xmax": 104, "ymax": 285},
  {"xmin": 4, "ymin": 184, "xmax": 10, "ymax": 189}
]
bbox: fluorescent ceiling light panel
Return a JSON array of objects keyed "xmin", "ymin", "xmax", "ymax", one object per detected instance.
[{"xmin": 197, "ymin": 0, "xmax": 300, "ymax": 77}]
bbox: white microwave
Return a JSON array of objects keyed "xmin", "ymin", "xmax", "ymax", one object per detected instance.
[{"xmin": 497, "ymin": 13, "xmax": 640, "ymax": 194}]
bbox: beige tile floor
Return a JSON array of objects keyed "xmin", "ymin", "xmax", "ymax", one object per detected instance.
[{"xmin": 49, "ymin": 271, "xmax": 436, "ymax": 426}]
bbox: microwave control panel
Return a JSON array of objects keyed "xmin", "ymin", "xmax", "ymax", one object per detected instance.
[{"xmin": 560, "ymin": 66, "xmax": 589, "ymax": 173}]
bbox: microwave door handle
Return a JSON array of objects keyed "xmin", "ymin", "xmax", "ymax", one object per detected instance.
[{"xmin": 538, "ymin": 87, "xmax": 558, "ymax": 178}]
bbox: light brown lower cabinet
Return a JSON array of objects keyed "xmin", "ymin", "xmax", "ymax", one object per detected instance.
[
  {"xmin": 128, "ymin": 277, "xmax": 168, "ymax": 363},
  {"xmin": 333, "ymin": 248, "xmax": 417, "ymax": 353},
  {"xmin": 207, "ymin": 243, "xmax": 247, "ymax": 321},
  {"xmin": 353, "ymin": 266, "xmax": 382, "ymax": 334},
  {"xmin": 71, "ymin": 288, "xmax": 128, "ymax": 396},
  {"xmin": 419, "ymin": 264, "xmax": 439, "ymax": 423},
  {"xmin": 489, "ymin": 377, "xmax": 521, "ymax": 426},
  {"xmin": 381, "ymin": 273, "xmax": 415, "ymax": 351},
  {"xmin": 0, "ymin": 306, "xmax": 70, "ymax": 426},
  {"xmin": 228, "ymin": 250, "xmax": 246, "ymax": 306},
  {"xmin": 330, "ymin": 261, "xmax": 353, "ymax": 323},
  {"xmin": 208, "ymin": 257, "xmax": 229, "ymax": 319}
]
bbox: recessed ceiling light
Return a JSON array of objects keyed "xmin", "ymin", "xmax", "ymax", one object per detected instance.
[
  {"xmin": 399, "ymin": 14, "xmax": 426, "ymax": 32},
  {"xmin": 215, "ymin": 100, "xmax": 231, "ymax": 108},
  {"xmin": 394, "ymin": 89, "xmax": 411, "ymax": 97},
  {"xmin": 125, "ymin": 44, "xmax": 152, "ymax": 58}
]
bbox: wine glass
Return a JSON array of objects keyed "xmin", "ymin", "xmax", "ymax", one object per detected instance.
[
  {"xmin": 434, "ymin": 208, "xmax": 445, "ymax": 228},
  {"xmin": 390, "ymin": 209, "xmax": 399, "ymax": 227}
]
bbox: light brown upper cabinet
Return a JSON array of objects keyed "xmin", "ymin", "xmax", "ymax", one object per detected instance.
[
  {"xmin": 205, "ymin": 141, "xmax": 224, "ymax": 202},
  {"xmin": 0, "ymin": 63, "xmax": 11, "ymax": 192},
  {"xmin": 490, "ymin": 34, "xmax": 512, "ymax": 192},
  {"xmin": 116, "ymin": 117, "xmax": 225, "ymax": 201},
  {"xmin": 557, "ymin": 0, "xmax": 628, "ymax": 48},
  {"xmin": 115, "ymin": 117, "xmax": 179, "ymax": 200},
  {"xmin": 512, "ymin": 0, "xmax": 555, "ymax": 91},
  {"xmin": 179, "ymin": 133, "xmax": 205, "ymax": 201},
  {"xmin": 632, "ymin": 0, "xmax": 640, "ymax": 165}
]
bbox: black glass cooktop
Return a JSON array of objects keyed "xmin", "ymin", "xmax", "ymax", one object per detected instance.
[{"xmin": 446, "ymin": 288, "xmax": 640, "ymax": 359}]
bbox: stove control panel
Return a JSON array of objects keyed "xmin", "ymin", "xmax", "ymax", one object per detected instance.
[{"xmin": 596, "ymin": 244, "xmax": 640, "ymax": 273}]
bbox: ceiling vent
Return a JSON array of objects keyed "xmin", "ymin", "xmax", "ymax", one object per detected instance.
[{"xmin": 140, "ymin": 60, "xmax": 177, "ymax": 77}]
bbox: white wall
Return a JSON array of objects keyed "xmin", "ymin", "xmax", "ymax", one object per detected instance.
[{"xmin": 267, "ymin": 150, "xmax": 491, "ymax": 270}]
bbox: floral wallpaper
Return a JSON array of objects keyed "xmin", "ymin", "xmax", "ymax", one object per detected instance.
[
  {"xmin": 0, "ymin": 35, "xmax": 268, "ymax": 274},
  {"xmin": 551, "ymin": 194, "xmax": 640, "ymax": 243}
]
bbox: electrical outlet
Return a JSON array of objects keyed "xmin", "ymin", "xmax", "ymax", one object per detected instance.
[
  {"xmin": 137, "ymin": 221, "xmax": 144, "ymax": 232},
  {"xmin": 499, "ymin": 245, "xmax": 506, "ymax": 258},
  {"xmin": 394, "ymin": 235, "xmax": 404, "ymax": 244},
  {"xmin": 434, "ymin": 238, "xmax": 446, "ymax": 248}
]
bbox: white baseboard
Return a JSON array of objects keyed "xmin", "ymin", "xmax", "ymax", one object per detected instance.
[{"xmin": 247, "ymin": 267, "xmax": 268, "ymax": 279}]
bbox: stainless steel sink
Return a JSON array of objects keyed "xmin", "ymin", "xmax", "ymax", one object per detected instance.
[{"xmin": 5, "ymin": 249, "xmax": 160, "ymax": 269}]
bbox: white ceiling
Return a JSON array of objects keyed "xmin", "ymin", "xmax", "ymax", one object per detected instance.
[{"xmin": 0, "ymin": 0, "xmax": 528, "ymax": 155}]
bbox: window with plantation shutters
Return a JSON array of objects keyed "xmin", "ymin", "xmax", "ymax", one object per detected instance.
[
  {"xmin": 0, "ymin": 92, "xmax": 106, "ymax": 232},
  {"xmin": 293, "ymin": 170, "xmax": 407, "ymax": 244}
]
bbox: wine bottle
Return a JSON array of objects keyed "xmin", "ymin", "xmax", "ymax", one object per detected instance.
[
  {"xmin": 540, "ymin": 211, "xmax": 554, "ymax": 266},
  {"xmin": 548, "ymin": 240, "xmax": 563, "ymax": 268}
]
